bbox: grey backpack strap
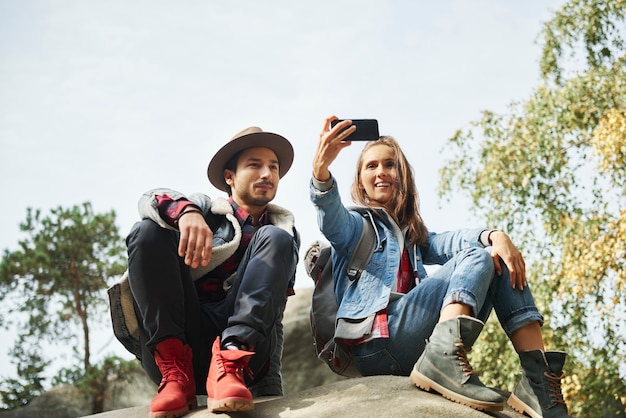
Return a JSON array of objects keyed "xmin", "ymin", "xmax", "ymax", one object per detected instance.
[{"xmin": 346, "ymin": 213, "xmax": 376, "ymax": 282}]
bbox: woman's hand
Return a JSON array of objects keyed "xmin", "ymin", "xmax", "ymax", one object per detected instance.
[
  {"xmin": 312, "ymin": 116, "xmax": 355, "ymax": 181},
  {"xmin": 177, "ymin": 210, "xmax": 213, "ymax": 268},
  {"xmin": 489, "ymin": 231, "xmax": 527, "ymax": 290}
]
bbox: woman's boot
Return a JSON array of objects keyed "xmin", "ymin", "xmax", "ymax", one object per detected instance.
[
  {"xmin": 410, "ymin": 316, "xmax": 504, "ymax": 412},
  {"xmin": 508, "ymin": 350, "xmax": 571, "ymax": 418}
]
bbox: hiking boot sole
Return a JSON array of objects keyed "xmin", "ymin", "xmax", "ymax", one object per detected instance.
[
  {"xmin": 150, "ymin": 397, "xmax": 196, "ymax": 418},
  {"xmin": 149, "ymin": 406, "xmax": 189, "ymax": 418},
  {"xmin": 508, "ymin": 393, "xmax": 542, "ymax": 418},
  {"xmin": 410, "ymin": 369, "xmax": 504, "ymax": 412},
  {"xmin": 210, "ymin": 397, "xmax": 254, "ymax": 412}
]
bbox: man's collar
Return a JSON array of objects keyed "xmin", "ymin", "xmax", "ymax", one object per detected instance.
[{"xmin": 228, "ymin": 197, "xmax": 269, "ymax": 226}]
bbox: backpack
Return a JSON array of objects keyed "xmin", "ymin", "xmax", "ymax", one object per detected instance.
[{"xmin": 303, "ymin": 214, "xmax": 376, "ymax": 377}]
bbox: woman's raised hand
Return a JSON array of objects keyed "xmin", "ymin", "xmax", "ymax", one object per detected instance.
[{"xmin": 312, "ymin": 116, "xmax": 355, "ymax": 181}]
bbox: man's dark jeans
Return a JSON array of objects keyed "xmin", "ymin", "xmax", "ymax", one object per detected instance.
[{"xmin": 126, "ymin": 219, "xmax": 297, "ymax": 394}]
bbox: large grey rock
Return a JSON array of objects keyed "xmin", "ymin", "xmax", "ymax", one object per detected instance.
[
  {"xmin": 83, "ymin": 288, "xmax": 525, "ymax": 417},
  {"xmin": 1, "ymin": 288, "xmax": 526, "ymax": 417},
  {"xmin": 83, "ymin": 375, "xmax": 525, "ymax": 418},
  {"xmin": 281, "ymin": 287, "xmax": 347, "ymax": 393},
  {"xmin": 0, "ymin": 386, "xmax": 91, "ymax": 418},
  {"xmin": 0, "ymin": 372, "xmax": 154, "ymax": 418}
]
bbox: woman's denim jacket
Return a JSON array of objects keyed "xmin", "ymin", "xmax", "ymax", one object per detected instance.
[{"xmin": 310, "ymin": 177, "xmax": 488, "ymax": 323}]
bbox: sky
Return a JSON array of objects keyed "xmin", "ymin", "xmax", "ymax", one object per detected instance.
[{"xmin": 0, "ymin": 0, "xmax": 565, "ymax": 380}]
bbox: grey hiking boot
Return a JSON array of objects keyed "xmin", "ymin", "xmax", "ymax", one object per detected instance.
[
  {"xmin": 410, "ymin": 316, "xmax": 504, "ymax": 412},
  {"xmin": 508, "ymin": 350, "xmax": 571, "ymax": 418}
]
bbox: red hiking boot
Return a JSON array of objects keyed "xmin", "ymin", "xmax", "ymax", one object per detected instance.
[
  {"xmin": 150, "ymin": 339, "xmax": 197, "ymax": 418},
  {"xmin": 206, "ymin": 336, "xmax": 255, "ymax": 412}
]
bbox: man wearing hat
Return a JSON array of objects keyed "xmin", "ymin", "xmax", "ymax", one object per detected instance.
[{"xmin": 125, "ymin": 127, "xmax": 299, "ymax": 417}]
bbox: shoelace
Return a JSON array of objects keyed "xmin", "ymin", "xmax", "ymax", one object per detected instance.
[
  {"xmin": 159, "ymin": 358, "xmax": 190, "ymax": 385},
  {"xmin": 217, "ymin": 356, "xmax": 254, "ymax": 381},
  {"xmin": 454, "ymin": 342, "xmax": 476, "ymax": 376},
  {"xmin": 546, "ymin": 371, "xmax": 566, "ymax": 405}
]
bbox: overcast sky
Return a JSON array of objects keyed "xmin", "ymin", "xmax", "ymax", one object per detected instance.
[{"xmin": 0, "ymin": 0, "xmax": 564, "ymax": 377}]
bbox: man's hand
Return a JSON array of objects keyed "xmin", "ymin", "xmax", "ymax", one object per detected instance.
[
  {"xmin": 489, "ymin": 231, "xmax": 527, "ymax": 290},
  {"xmin": 177, "ymin": 209, "xmax": 213, "ymax": 268}
]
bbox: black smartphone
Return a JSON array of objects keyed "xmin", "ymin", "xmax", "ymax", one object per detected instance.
[{"xmin": 330, "ymin": 119, "xmax": 379, "ymax": 141}]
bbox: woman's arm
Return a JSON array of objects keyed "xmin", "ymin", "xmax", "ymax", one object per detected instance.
[{"xmin": 310, "ymin": 116, "xmax": 365, "ymax": 253}]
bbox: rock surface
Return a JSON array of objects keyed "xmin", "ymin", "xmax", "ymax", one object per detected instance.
[
  {"xmin": 84, "ymin": 288, "xmax": 525, "ymax": 417},
  {"xmin": 1, "ymin": 288, "xmax": 526, "ymax": 418},
  {"xmin": 83, "ymin": 375, "xmax": 525, "ymax": 418},
  {"xmin": 0, "ymin": 373, "xmax": 155, "ymax": 418}
]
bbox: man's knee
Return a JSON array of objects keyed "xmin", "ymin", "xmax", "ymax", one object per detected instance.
[
  {"xmin": 127, "ymin": 219, "xmax": 176, "ymax": 252},
  {"xmin": 253, "ymin": 225, "xmax": 294, "ymax": 249},
  {"xmin": 251, "ymin": 226, "xmax": 298, "ymax": 269}
]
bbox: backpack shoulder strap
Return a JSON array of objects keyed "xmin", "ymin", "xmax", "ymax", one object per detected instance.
[{"xmin": 346, "ymin": 212, "xmax": 376, "ymax": 282}]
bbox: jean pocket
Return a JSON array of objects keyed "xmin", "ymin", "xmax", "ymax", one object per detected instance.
[{"xmin": 353, "ymin": 346, "xmax": 403, "ymax": 376}]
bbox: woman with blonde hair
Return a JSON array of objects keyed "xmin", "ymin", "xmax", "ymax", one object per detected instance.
[{"xmin": 309, "ymin": 116, "xmax": 570, "ymax": 417}]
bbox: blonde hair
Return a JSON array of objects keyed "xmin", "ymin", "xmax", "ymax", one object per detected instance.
[{"xmin": 350, "ymin": 136, "xmax": 429, "ymax": 247}]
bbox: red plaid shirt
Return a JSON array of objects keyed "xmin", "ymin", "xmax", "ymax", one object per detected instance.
[
  {"xmin": 156, "ymin": 194, "xmax": 294, "ymax": 303},
  {"xmin": 193, "ymin": 198, "xmax": 271, "ymax": 302},
  {"xmin": 343, "ymin": 247, "xmax": 415, "ymax": 345}
]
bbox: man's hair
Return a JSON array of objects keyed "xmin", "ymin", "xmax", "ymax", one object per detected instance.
[
  {"xmin": 223, "ymin": 151, "xmax": 242, "ymax": 196},
  {"xmin": 350, "ymin": 136, "xmax": 429, "ymax": 247}
]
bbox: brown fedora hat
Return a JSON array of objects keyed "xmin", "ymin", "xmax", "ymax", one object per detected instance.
[{"xmin": 207, "ymin": 126, "xmax": 294, "ymax": 192}]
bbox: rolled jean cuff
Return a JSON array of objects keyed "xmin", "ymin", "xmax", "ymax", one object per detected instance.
[
  {"xmin": 442, "ymin": 289, "xmax": 479, "ymax": 316},
  {"xmin": 502, "ymin": 308, "xmax": 544, "ymax": 338}
]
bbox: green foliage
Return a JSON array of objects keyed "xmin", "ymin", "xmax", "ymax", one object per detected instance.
[
  {"xmin": 439, "ymin": 1, "xmax": 626, "ymax": 416},
  {"xmin": 54, "ymin": 356, "xmax": 143, "ymax": 414},
  {"xmin": 0, "ymin": 202, "xmax": 127, "ymax": 411},
  {"xmin": 540, "ymin": 0, "xmax": 625, "ymax": 84},
  {"xmin": 0, "ymin": 334, "xmax": 49, "ymax": 409},
  {"xmin": 471, "ymin": 317, "xmax": 518, "ymax": 392}
]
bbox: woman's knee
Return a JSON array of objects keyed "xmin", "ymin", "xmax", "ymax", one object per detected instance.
[{"xmin": 463, "ymin": 247, "xmax": 495, "ymax": 276}]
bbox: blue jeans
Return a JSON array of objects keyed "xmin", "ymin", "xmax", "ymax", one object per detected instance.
[{"xmin": 350, "ymin": 247, "xmax": 544, "ymax": 376}]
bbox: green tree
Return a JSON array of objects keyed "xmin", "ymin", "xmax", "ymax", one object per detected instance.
[
  {"xmin": 0, "ymin": 202, "xmax": 127, "ymax": 410},
  {"xmin": 0, "ymin": 335, "xmax": 49, "ymax": 408},
  {"xmin": 54, "ymin": 356, "xmax": 144, "ymax": 413},
  {"xmin": 439, "ymin": 1, "xmax": 626, "ymax": 416}
]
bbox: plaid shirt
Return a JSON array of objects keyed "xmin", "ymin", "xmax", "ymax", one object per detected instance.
[
  {"xmin": 343, "ymin": 247, "xmax": 415, "ymax": 345},
  {"xmin": 156, "ymin": 194, "xmax": 293, "ymax": 303},
  {"xmin": 193, "ymin": 198, "xmax": 271, "ymax": 302}
]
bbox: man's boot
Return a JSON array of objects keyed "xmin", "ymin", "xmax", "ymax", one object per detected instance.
[
  {"xmin": 508, "ymin": 350, "xmax": 571, "ymax": 418},
  {"xmin": 410, "ymin": 316, "xmax": 504, "ymax": 412},
  {"xmin": 150, "ymin": 338, "xmax": 197, "ymax": 418},
  {"xmin": 206, "ymin": 336, "xmax": 255, "ymax": 412}
]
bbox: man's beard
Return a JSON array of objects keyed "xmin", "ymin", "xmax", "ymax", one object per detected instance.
[{"xmin": 240, "ymin": 189, "xmax": 275, "ymax": 207}]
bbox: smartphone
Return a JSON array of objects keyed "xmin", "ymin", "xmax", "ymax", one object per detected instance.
[{"xmin": 331, "ymin": 119, "xmax": 379, "ymax": 141}]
